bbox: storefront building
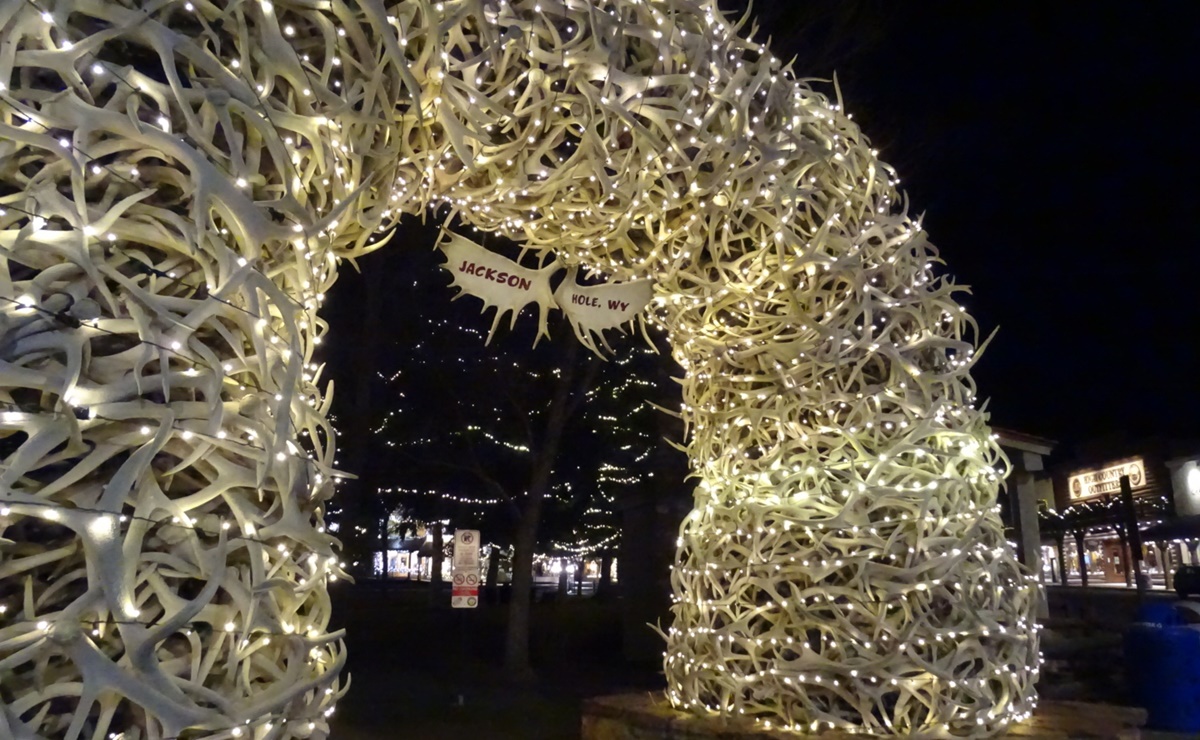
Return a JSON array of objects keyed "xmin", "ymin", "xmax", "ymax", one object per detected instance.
[{"xmin": 1039, "ymin": 442, "xmax": 1200, "ymax": 590}]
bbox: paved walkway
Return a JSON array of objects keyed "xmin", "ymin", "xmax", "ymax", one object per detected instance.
[
  {"xmin": 328, "ymin": 585, "xmax": 658, "ymax": 739},
  {"xmin": 325, "ymin": 583, "xmax": 1194, "ymax": 738}
]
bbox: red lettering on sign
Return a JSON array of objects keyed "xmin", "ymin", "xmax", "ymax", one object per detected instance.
[
  {"xmin": 457, "ymin": 260, "xmax": 533, "ymax": 291},
  {"xmin": 570, "ymin": 293, "xmax": 628, "ymax": 310}
]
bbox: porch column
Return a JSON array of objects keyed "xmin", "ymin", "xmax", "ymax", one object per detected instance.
[
  {"xmin": 1010, "ymin": 471, "xmax": 1043, "ymax": 577},
  {"xmin": 1117, "ymin": 529, "xmax": 1133, "ymax": 587},
  {"xmin": 1149, "ymin": 542, "xmax": 1164, "ymax": 590},
  {"xmin": 1074, "ymin": 531, "xmax": 1089, "ymax": 587},
  {"xmin": 1056, "ymin": 535, "xmax": 1068, "ymax": 585}
]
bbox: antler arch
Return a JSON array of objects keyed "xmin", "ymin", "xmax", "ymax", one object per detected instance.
[{"xmin": 0, "ymin": 1, "xmax": 1037, "ymax": 738}]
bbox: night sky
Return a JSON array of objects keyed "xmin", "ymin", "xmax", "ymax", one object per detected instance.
[
  {"xmin": 739, "ymin": 2, "xmax": 1200, "ymax": 444},
  {"xmin": 329, "ymin": 4, "xmax": 1200, "ymax": 451}
]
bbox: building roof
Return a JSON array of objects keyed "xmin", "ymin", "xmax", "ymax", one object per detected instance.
[
  {"xmin": 1166, "ymin": 452, "xmax": 1200, "ymax": 469},
  {"xmin": 993, "ymin": 427, "xmax": 1057, "ymax": 457},
  {"xmin": 1141, "ymin": 515, "xmax": 1200, "ymax": 543}
]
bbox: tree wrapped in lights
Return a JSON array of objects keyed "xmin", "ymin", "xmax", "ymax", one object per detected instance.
[
  {"xmin": 0, "ymin": 0, "xmax": 1037, "ymax": 738},
  {"xmin": 545, "ymin": 345, "xmax": 667, "ymax": 566},
  {"xmin": 365, "ymin": 244, "xmax": 670, "ymax": 670}
]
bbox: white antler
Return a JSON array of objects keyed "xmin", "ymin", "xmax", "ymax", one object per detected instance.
[{"xmin": 0, "ymin": 1, "xmax": 1038, "ymax": 737}]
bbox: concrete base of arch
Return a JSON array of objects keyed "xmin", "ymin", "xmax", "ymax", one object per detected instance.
[{"xmin": 581, "ymin": 694, "xmax": 1146, "ymax": 740}]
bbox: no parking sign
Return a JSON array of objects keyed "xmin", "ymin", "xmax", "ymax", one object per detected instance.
[{"xmin": 451, "ymin": 529, "xmax": 480, "ymax": 608}]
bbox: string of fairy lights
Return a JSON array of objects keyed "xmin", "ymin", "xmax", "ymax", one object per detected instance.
[
  {"xmin": 547, "ymin": 348, "xmax": 663, "ymax": 556},
  {"xmin": 0, "ymin": 275, "xmax": 347, "ymax": 732},
  {"xmin": 0, "ymin": 0, "xmax": 391, "ymax": 736},
  {"xmin": 0, "ymin": 280, "xmax": 334, "ymax": 467},
  {"xmin": 384, "ymin": 0, "xmax": 1035, "ymax": 733},
  {"xmin": 3, "ymin": 0, "xmax": 1041, "ymax": 737},
  {"xmin": 369, "ymin": 262, "xmax": 669, "ymax": 564}
]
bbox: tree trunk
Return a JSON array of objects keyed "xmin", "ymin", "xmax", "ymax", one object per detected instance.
[
  {"xmin": 429, "ymin": 520, "xmax": 444, "ymax": 606},
  {"xmin": 1074, "ymin": 531, "xmax": 1088, "ymax": 587},
  {"xmin": 575, "ymin": 558, "xmax": 585, "ymax": 596},
  {"xmin": 503, "ymin": 338, "xmax": 581, "ymax": 676},
  {"xmin": 378, "ymin": 502, "xmax": 397, "ymax": 578},
  {"xmin": 507, "ymin": 492, "xmax": 547, "ymax": 677},
  {"xmin": 557, "ymin": 562, "xmax": 569, "ymax": 596},
  {"xmin": 485, "ymin": 545, "xmax": 501, "ymax": 603},
  {"xmin": 597, "ymin": 551, "xmax": 614, "ymax": 599},
  {"xmin": 619, "ymin": 485, "xmax": 685, "ymax": 663}
]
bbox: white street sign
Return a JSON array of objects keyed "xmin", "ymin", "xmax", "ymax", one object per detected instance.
[{"xmin": 451, "ymin": 529, "xmax": 480, "ymax": 608}]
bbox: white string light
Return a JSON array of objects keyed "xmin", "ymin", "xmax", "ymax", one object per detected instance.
[
  {"xmin": 0, "ymin": 0, "xmax": 361, "ymax": 736},
  {"xmin": 2, "ymin": 0, "xmax": 1036, "ymax": 737}
]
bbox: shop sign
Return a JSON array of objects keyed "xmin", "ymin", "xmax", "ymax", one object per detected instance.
[{"xmin": 1069, "ymin": 459, "xmax": 1145, "ymax": 500}]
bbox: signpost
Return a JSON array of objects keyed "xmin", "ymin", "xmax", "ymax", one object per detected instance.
[{"xmin": 451, "ymin": 529, "xmax": 480, "ymax": 608}]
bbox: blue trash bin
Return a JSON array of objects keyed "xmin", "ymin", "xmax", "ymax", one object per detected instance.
[
  {"xmin": 1137, "ymin": 602, "xmax": 1184, "ymax": 626},
  {"xmin": 1126, "ymin": 613, "xmax": 1200, "ymax": 731}
]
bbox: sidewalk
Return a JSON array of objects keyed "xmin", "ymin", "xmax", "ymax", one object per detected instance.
[{"xmin": 328, "ymin": 584, "xmax": 659, "ymax": 739}]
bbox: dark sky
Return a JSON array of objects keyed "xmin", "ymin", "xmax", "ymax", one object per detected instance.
[
  {"xmin": 329, "ymin": 4, "xmax": 1200, "ymax": 449},
  {"xmin": 738, "ymin": 2, "xmax": 1200, "ymax": 443}
]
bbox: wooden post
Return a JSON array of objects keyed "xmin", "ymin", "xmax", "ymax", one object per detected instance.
[
  {"xmin": 597, "ymin": 551, "xmax": 614, "ymax": 599},
  {"xmin": 430, "ymin": 521, "xmax": 444, "ymax": 606},
  {"xmin": 1162, "ymin": 543, "xmax": 1174, "ymax": 591},
  {"xmin": 1120, "ymin": 475, "xmax": 1145, "ymax": 599},
  {"xmin": 486, "ymin": 545, "xmax": 502, "ymax": 603},
  {"xmin": 1116, "ymin": 528, "xmax": 1133, "ymax": 587},
  {"xmin": 1055, "ymin": 535, "xmax": 1068, "ymax": 585},
  {"xmin": 1074, "ymin": 530, "xmax": 1089, "ymax": 587}
]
